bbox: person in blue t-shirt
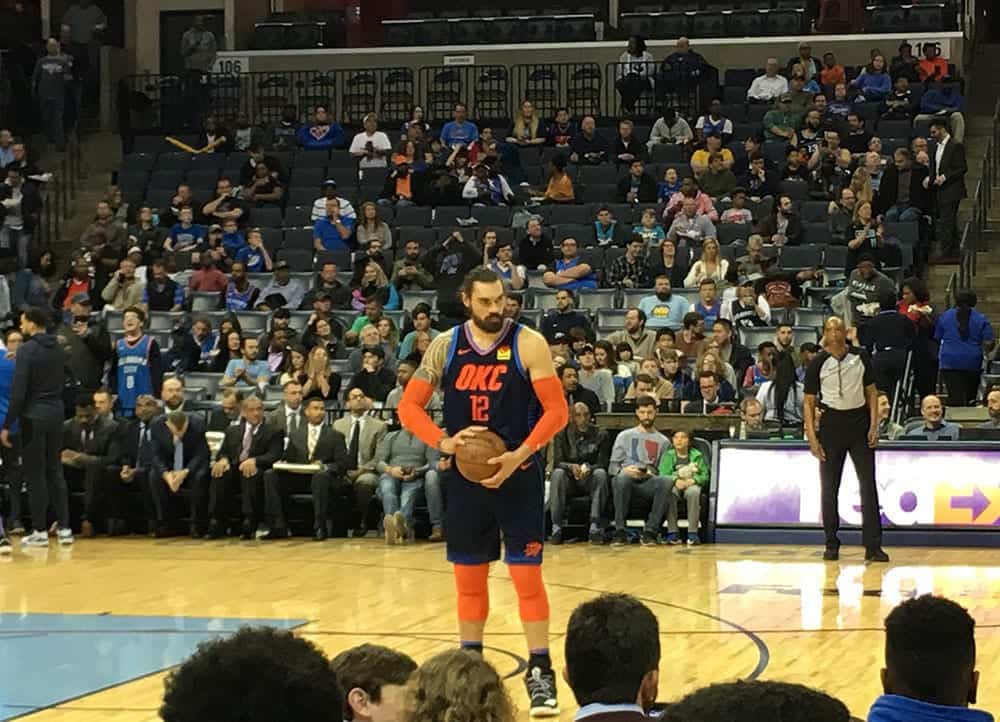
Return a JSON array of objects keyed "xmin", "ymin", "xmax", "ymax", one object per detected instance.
[
  {"xmin": 295, "ymin": 105, "xmax": 345, "ymax": 150},
  {"xmin": 692, "ymin": 278, "xmax": 722, "ymax": 326},
  {"xmin": 934, "ymin": 290, "xmax": 995, "ymax": 406},
  {"xmin": 439, "ymin": 102, "xmax": 479, "ymax": 149},
  {"xmin": 542, "ymin": 237, "xmax": 597, "ymax": 291},
  {"xmin": 167, "ymin": 207, "xmax": 205, "ymax": 253},
  {"xmin": 234, "ymin": 228, "xmax": 273, "ymax": 273},
  {"xmin": 312, "ymin": 197, "xmax": 355, "ymax": 252},
  {"xmin": 221, "ymin": 217, "xmax": 246, "ymax": 258},
  {"xmin": 0, "ymin": 328, "xmax": 22, "ymax": 536}
]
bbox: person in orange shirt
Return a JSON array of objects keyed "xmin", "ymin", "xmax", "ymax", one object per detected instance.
[
  {"xmin": 818, "ymin": 52, "xmax": 846, "ymax": 87},
  {"xmin": 918, "ymin": 44, "xmax": 950, "ymax": 81},
  {"xmin": 543, "ymin": 155, "xmax": 575, "ymax": 204}
]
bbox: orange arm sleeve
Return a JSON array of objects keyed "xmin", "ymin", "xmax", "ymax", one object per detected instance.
[
  {"xmin": 398, "ymin": 377, "xmax": 447, "ymax": 451},
  {"xmin": 523, "ymin": 375, "xmax": 569, "ymax": 453}
]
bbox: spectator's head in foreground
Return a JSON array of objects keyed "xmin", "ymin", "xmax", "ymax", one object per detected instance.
[
  {"xmin": 332, "ymin": 644, "xmax": 417, "ymax": 722},
  {"xmin": 402, "ymin": 649, "xmax": 514, "ymax": 722},
  {"xmin": 565, "ymin": 593, "xmax": 660, "ymax": 710},
  {"xmin": 661, "ymin": 680, "xmax": 850, "ymax": 722},
  {"xmin": 160, "ymin": 627, "xmax": 342, "ymax": 722},
  {"xmin": 881, "ymin": 595, "xmax": 980, "ymax": 708}
]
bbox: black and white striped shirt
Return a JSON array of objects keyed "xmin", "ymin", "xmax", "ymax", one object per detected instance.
[{"xmin": 803, "ymin": 347, "xmax": 874, "ymax": 411}]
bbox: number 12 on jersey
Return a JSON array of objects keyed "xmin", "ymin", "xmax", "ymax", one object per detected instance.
[{"xmin": 470, "ymin": 394, "xmax": 490, "ymax": 423}]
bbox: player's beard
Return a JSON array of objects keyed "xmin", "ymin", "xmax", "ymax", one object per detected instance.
[
  {"xmin": 639, "ymin": 418, "xmax": 655, "ymax": 430},
  {"xmin": 471, "ymin": 311, "xmax": 504, "ymax": 333}
]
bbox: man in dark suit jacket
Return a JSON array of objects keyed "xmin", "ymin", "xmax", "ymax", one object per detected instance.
[
  {"xmin": 206, "ymin": 388, "xmax": 244, "ymax": 432},
  {"xmin": 109, "ymin": 394, "xmax": 161, "ymax": 535},
  {"xmin": 209, "ymin": 395, "xmax": 283, "ymax": 540},
  {"xmin": 263, "ymin": 396, "xmax": 348, "ymax": 541},
  {"xmin": 265, "ymin": 379, "xmax": 304, "ymax": 437},
  {"xmin": 61, "ymin": 392, "xmax": 117, "ymax": 537},
  {"xmin": 927, "ymin": 118, "xmax": 967, "ymax": 256},
  {"xmin": 876, "ymin": 148, "xmax": 931, "ymax": 222},
  {"xmin": 616, "ymin": 159, "xmax": 658, "ymax": 204},
  {"xmin": 149, "ymin": 410, "xmax": 210, "ymax": 537}
]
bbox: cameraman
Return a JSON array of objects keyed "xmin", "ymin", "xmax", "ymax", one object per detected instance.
[{"xmin": 56, "ymin": 292, "xmax": 111, "ymax": 393}]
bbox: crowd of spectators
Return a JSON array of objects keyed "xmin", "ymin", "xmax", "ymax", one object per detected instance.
[{"xmin": 156, "ymin": 592, "xmax": 992, "ymax": 722}]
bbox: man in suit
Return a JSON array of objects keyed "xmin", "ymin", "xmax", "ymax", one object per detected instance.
[
  {"xmin": 332, "ymin": 387, "xmax": 386, "ymax": 536},
  {"xmin": 61, "ymin": 392, "xmax": 116, "ymax": 538},
  {"xmin": 111, "ymin": 394, "xmax": 161, "ymax": 535},
  {"xmin": 266, "ymin": 380, "xmax": 304, "ymax": 438},
  {"xmin": 926, "ymin": 117, "xmax": 966, "ymax": 258},
  {"xmin": 149, "ymin": 410, "xmax": 210, "ymax": 538},
  {"xmin": 207, "ymin": 388, "xmax": 243, "ymax": 432},
  {"xmin": 263, "ymin": 396, "xmax": 348, "ymax": 541},
  {"xmin": 564, "ymin": 593, "xmax": 660, "ymax": 722},
  {"xmin": 209, "ymin": 395, "xmax": 283, "ymax": 540}
]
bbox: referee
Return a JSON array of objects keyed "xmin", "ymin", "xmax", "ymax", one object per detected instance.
[{"xmin": 803, "ymin": 317, "xmax": 889, "ymax": 563}]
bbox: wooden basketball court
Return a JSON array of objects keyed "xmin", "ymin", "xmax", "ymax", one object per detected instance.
[{"xmin": 3, "ymin": 539, "xmax": 999, "ymax": 721}]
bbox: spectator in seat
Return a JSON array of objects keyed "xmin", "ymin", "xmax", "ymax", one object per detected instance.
[
  {"xmin": 463, "ymin": 162, "xmax": 515, "ymax": 206},
  {"xmin": 542, "ymin": 154, "xmax": 575, "ymax": 204},
  {"xmin": 302, "ymin": 261, "xmax": 351, "ymax": 309},
  {"xmin": 781, "ymin": 145, "xmax": 810, "ymax": 183},
  {"xmin": 257, "ymin": 260, "xmax": 305, "ymax": 312},
  {"xmin": 827, "ymin": 186, "xmax": 857, "ymax": 240},
  {"xmin": 392, "ymin": 239, "xmax": 434, "ymax": 293},
  {"xmin": 827, "ymin": 82, "xmax": 854, "ymax": 120},
  {"xmin": 349, "ymin": 112, "xmax": 392, "ymax": 169},
  {"xmin": 683, "ymin": 370, "xmax": 730, "ymax": 414},
  {"xmin": 743, "ymin": 342, "xmax": 776, "ymax": 388},
  {"xmin": 738, "ymin": 397, "xmax": 765, "ymax": 437},
  {"xmin": 657, "ymin": 166, "xmax": 684, "ymax": 203},
  {"xmin": 615, "ymin": 35, "xmax": 655, "ymax": 113},
  {"xmin": 608, "ymin": 396, "xmax": 670, "ymax": 546},
  {"xmin": 698, "ymin": 153, "xmax": 738, "ymax": 200},
  {"xmin": 647, "ymin": 107, "xmax": 693, "ymax": 151},
  {"xmin": 201, "ymin": 178, "xmax": 247, "ymax": 229},
  {"xmin": 691, "ymin": 133, "xmax": 734, "ymax": 176},
  {"xmin": 559, "ymin": 364, "xmax": 601, "ymax": 418},
  {"xmin": 684, "ymin": 238, "xmax": 728, "ymax": 289},
  {"xmin": 724, "ymin": 280, "xmax": 771, "ymax": 328},
  {"xmin": 331, "ymin": 388, "xmax": 386, "ymax": 536},
  {"xmin": 613, "ymin": 118, "xmax": 648, "ymax": 168},
  {"xmin": 674, "ymin": 311, "xmax": 706, "ymax": 362},
  {"xmin": 665, "ymin": 177, "xmax": 719, "ymax": 222},
  {"xmin": 484, "ymin": 235, "xmax": 526, "ymax": 292},
  {"xmin": 439, "ymin": 102, "xmax": 479, "ymax": 149},
  {"xmin": 692, "ymin": 277, "xmax": 721, "ymax": 325},
  {"xmin": 149, "ymin": 410, "xmax": 209, "ymax": 538},
  {"xmin": 222, "ymin": 336, "xmax": 269, "ymax": 389},
  {"xmin": 757, "ymin": 351, "xmax": 805, "ymax": 424},
  {"xmin": 296, "ymin": 104, "xmax": 345, "ymax": 150},
  {"xmin": 980, "ymin": 389, "xmax": 1000, "ymax": 429},
  {"xmin": 870, "ymin": 595, "xmax": 992, "ymax": 722},
  {"xmin": 239, "ymin": 142, "xmax": 285, "ymax": 188},
  {"xmin": 542, "ymin": 288, "xmax": 593, "ymax": 343},
  {"xmin": 311, "ymin": 179, "xmax": 357, "ymax": 223},
  {"xmin": 379, "ymin": 161, "xmax": 417, "ymax": 208},
  {"xmin": 101, "ymin": 258, "xmax": 143, "ymax": 311},
  {"xmin": 507, "ymin": 99, "xmax": 546, "ymax": 149},
  {"xmin": 594, "ymin": 206, "xmax": 624, "ymax": 247},
  {"xmin": 646, "ymin": 237, "xmax": 689, "ymax": 289},
  {"xmin": 876, "ymin": 391, "xmax": 905, "ymax": 440},
  {"xmin": 313, "ymin": 197, "xmax": 355, "ymax": 254},
  {"xmin": 577, "ymin": 345, "xmax": 614, "ymax": 411},
  {"xmin": 819, "ymin": 52, "xmax": 846, "ymax": 88},
  {"xmin": 242, "ymin": 161, "xmax": 284, "ymax": 207},
  {"xmin": 667, "ymin": 198, "xmax": 717, "ymax": 245},
  {"xmin": 720, "ymin": 187, "xmax": 753, "ymax": 225},
  {"xmin": 516, "ymin": 217, "xmax": 555, "ymax": 270},
  {"xmin": 660, "ymin": 428, "xmax": 708, "ymax": 545},
  {"xmin": 709, "ymin": 318, "xmax": 754, "ymax": 385},
  {"xmin": 916, "ymin": 84, "xmax": 966, "ymax": 143},
  {"xmin": 663, "ymin": 681, "xmax": 851, "ymax": 722},
  {"xmin": 545, "ymin": 107, "xmax": 575, "ymax": 148},
  {"xmin": 639, "ymin": 275, "xmax": 690, "ymax": 331},
  {"xmin": 918, "ymin": 43, "xmax": 950, "ymax": 82},
  {"xmin": 882, "ymin": 76, "xmax": 917, "ymax": 121},
  {"xmin": 841, "ymin": 113, "xmax": 872, "ymax": 156},
  {"xmin": 233, "ymin": 228, "xmax": 273, "ymax": 274},
  {"xmin": 747, "ymin": 58, "xmax": 789, "ymax": 103},
  {"xmin": 847, "ymin": 254, "xmax": 897, "ymax": 336},
  {"xmin": 632, "ymin": 207, "xmax": 666, "ymax": 246},
  {"xmin": 890, "ymin": 42, "xmax": 921, "ymax": 84},
  {"xmin": 695, "ymin": 99, "xmax": 733, "ymax": 143},
  {"xmin": 141, "ymin": 258, "xmax": 183, "ymax": 312},
  {"xmin": 852, "ymin": 53, "xmax": 891, "ymax": 102},
  {"xmin": 764, "ymin": 95, "xmax": 800, "ymax": 143},
  {"xmin": 569, "ymin": 115, "xmax": 608, "ymax": 165},
  {"xmin": 503, "ymin": 292, "xmax": 535, "ymax": 329},
  {"xmin": 61, "ymin": 392, "xmax": 116, "ymax": 538},
  {"xmin": 877, "ymin": 148, "xmax": 930, "ymax": 223},
  {"xmin": 605, "ymin": 307, "xmax": 656, "ymax": 361},
  {"xmin": 402, "ymin": 651, "xmax": 514, "ymax": 722},
  {"xmin": 548, "ymin": 401, "xmax": 610, "ymax": 546},
  {"xmin": 189, "ymin": 253, "xmax": 228, "ymax": 294},
  {"xmin": 355, "ymin": 201, "xmax": 392, "ymax": 250},
  {"xmin": 348, "ymin": 344, "xmax": 395, "ymax": 404},
  {"xmin": 617, "ymin": 158, "xmax": 657, "ymax": 204},
  {"xmin": 908, "ymin": 394, "xmax": 961, "ymax": 440},
  {"xmin": 755, "ymin": 194, "xmax": 801, "ymax": 246},
  {"xmin": 739, "ymin": 152, "xmax": 779, "ymax": 200},
  {"xmin": 604, "ymin": 235, "xmax": 650, "ymax": 289},
  {"xmin": 79, "ymin": 198, "xmax": 126, "ymax": 262},
  {"xmin": 164, "ymin": 206, "xmax": 204, "ymax": 254},
  {"xmin": 564, "ymin": 593, "xmax": 660, "ymax": 720},
  {"xmin": 786, "ymin": 42, "xmax": 820, "ymax": 83},
  {"xmin": 127, "ymin": 205, "xmax": 167, "ymax": 262},
  {"xmin": 935, "ymin": 290, "xmax": 994, "ymax": 407},
  {"xmin": 374, "ymin": 419, "xmax": 441, "ymax": 545}
]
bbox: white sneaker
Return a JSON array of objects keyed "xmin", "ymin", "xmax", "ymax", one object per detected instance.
[
  {"xmin": 0, "ymin": 537, "xmax": 11, "ymax": 554},
  {"xmin": 57, "ymin": 528, "xmax": 74, "ymax": 546},
  {"xmin": 21, "ymin": 530, "xmax": 49, "ymax": 547}
]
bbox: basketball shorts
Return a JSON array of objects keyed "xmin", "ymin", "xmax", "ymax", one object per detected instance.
[{"xmin": 445, "ymin": 454, "xmax": 545, "ymax": 566}]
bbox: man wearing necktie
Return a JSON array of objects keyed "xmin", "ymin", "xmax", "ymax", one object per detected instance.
[
  {"xmin": 111, "ymin": 395, "xmax": 161, "ymax": 535},
  {"xmin": 332, "ymin": 388, "xmax": 386, "ymax": 536},
  {"xmin": 60, "ymin": 393, "xmax": 116, "ymax": 538},
  {"xmin": 266, "ymin": 380, "xmax": 304, "ymax": 447},
  {"xmin": 149, "ymin": 410, "xmax": 210, "ymax": 538},
  {"xmin": 263, "ymin": 397, "xmax": 348, "ymax": 540},
  {"xmin": 210, "ymin": 396, "xmax": 283, "ymax": 539}
]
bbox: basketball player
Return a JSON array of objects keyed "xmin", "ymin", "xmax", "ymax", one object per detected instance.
[
  {"xmin": 110, "ymin": 307, "xmax": 163, "ymax": 418},
  {"xmin": 399, "ymin": 268, "xmax": 569, "ymax": 716}
]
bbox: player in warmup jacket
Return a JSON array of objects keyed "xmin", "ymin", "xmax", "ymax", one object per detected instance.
[
  {"xmin": 399, "ymin": 268, "xmax": 569, "ymax": 717},
  {"xmin": 108, "ymin": 307, "xmax": 163, "ymax": 418}
]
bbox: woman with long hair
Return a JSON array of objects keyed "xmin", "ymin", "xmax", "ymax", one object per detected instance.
[
  {"xmin": 756, "ymin": 351, "xmax": 805, "ymax": 423},
  {"xmin": 645, "ymin": 237, "xmax": 689, "ymax": 289},
  {"xmin": 615, "ymin": 35, "xmax": 655, "ymax": 113},
  {"xmin": 106, "ymin": 185, "xmax": 130, "ymax": 226},
  {"xmin": 849, "ymin": 167, "xmax": 873, "ymax": 206},
  {"xmin": 594, "ymin": 340, "xmax": 630, "ymax": 401},
  {"xmin": 351, "ymin": 261, "xmax": 401, "ymax": 311},
  {"xmin": 851, "ymin": 53, "xmax": 891, "ymax": 101},
  {"xmin": 402, "ymin": 650, "xmax": 515, "ymax": 722},
  {"xmin": 303, "ymin": 316, "xmax": 339, "ymax": 358},
  {"xmin": 694, "ymin": 349, "xmax": 737, "ymax": 399},
  {"xmin": 402, "ymin": 104, "xmax": 431, "ymax": 135},
  {"xmin": 684, "ymin": 237, "xmax": 729, "ymax": 288},
  {"xmin": 211, "ymin": 329, "xmax": 243, "ymax": 373},
  {"xmin": 279, "ymin": 344, "xmax": 309, "ymax": 387},
  {"xmin": 356, "ymin": 201, "xmax": 393, "ymax": 249},
  {"xmin": 507, "ymin": 100, "xmax": 545, "ymax": 146},
  {"xmin": 376, "ymin": 315, "xmax": 400, "ymax": 353},
  {"xmin": 934, "ymin": 290, "xmax": 995, "ymax": 406},
  {"xmin": 845, "ymin": 200, "xmax": 879, "ymax": 275},
  {"xmin": 300, "ymin": 345, "xmax": 342, "ymax": 401}
]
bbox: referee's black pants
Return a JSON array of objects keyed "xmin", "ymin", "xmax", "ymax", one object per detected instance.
[{"xmin": 817, "ymin": 407, "xmax": 881, "ymax": 552}]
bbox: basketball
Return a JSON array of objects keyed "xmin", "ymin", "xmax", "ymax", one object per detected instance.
[{"xmin": 455, "ymin": 430, "xmax": 508, "ymax": 483}]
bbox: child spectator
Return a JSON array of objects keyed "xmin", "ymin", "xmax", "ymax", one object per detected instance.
[
  {"xmin": 657, "ymin": 166, "xmax": 683, "ymax": 202},
  {"xmin": 720, "ymin": 188, "xmax": 753, "ymax": 224},
  {"xmin": 166, "ymin": 207, "xmax": 205, "ymax": 253},
  {"xmin": 632, "ymin": 208, "xmax": 665, "ymax": 246}
]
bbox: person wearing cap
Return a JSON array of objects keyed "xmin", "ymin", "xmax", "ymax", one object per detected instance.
[
  {"xmin": 310, "ymin": 179, "xmax": 356, "ymax": 222},
  {"xmin": 257, "ymin": 260, "xmax": 305, "ymax": 312},
  {"xmin": 347, "ymin": 344, "xmax": 394, "ymax": 403},
  {"xmin": 349, "ymin": 113, "xmax": 392, "ymax": 170},
  {"xmin": 296, "ymin": 104, "xmax": 345, "ymax": 151},
  {"xmin": 763, "ymin": 95, "xmax": 800, "ymax": 143},
  {"xmin": 53, "ymin": 256, "xmax": 97, "ymax": 311},
  {"xmin": 56, "ymin": 292, "xmax": 110, "ymax": 392},
  {"xmin": 747, "ymin": 58, "xmax": 789, "ymax": 103},
  {"xmin": 312, "ymin": 198, "xmax": 355, "ymax": 254},
  {"xmin": 786, "ymin": 42, "xmax": 820, "ymax": 83}
]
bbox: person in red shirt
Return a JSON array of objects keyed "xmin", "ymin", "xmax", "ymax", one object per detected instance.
[{"xmin": 188, "ymin": 255, "xmax": 228, "ymax": 293}]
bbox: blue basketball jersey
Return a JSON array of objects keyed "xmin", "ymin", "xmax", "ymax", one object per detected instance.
[
  {"xmin": 116, "ymin": 335, "xmax": 153, "ymax": 413},
  {"xmin": 441, "ymin": 320, "xmax": 540, "ymax": 449}
]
